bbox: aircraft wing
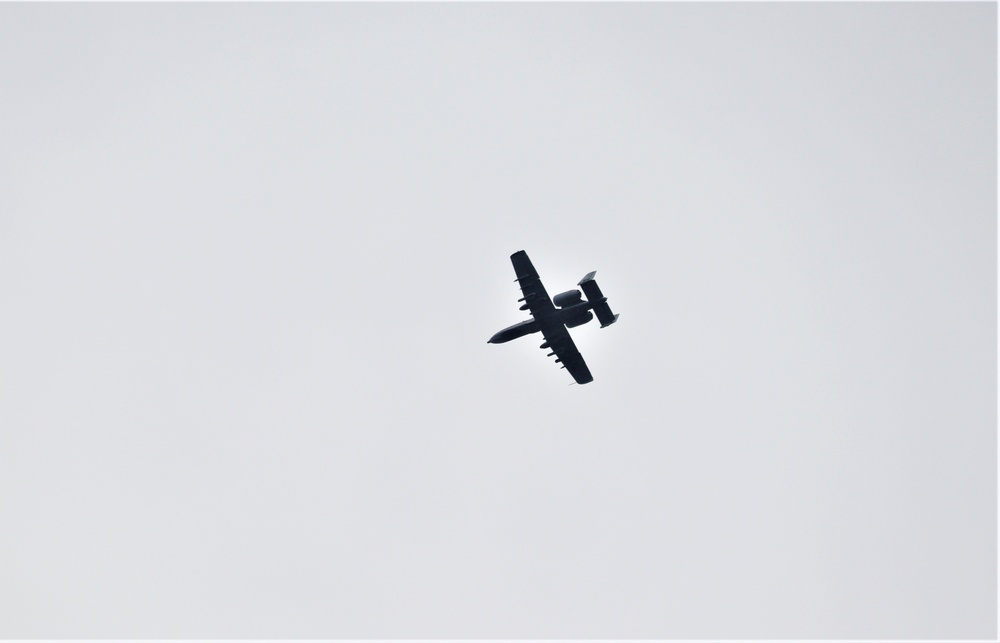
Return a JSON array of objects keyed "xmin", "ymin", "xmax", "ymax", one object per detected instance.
[
  {"xmin": 510, "ymin": 250, "xmax": 593, "ymax": 384},
  {"xmin": 511, "ymin": 250, "xmax": 556, "ymax": 316},
  {"xmin": 541, "ymin": 322, "xmax": 594, "ymax": 384}
]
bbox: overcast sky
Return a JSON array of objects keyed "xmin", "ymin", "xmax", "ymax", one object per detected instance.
[{"xmin": 0, "ymin": 2, "xmax": 995, "ymax": 639}]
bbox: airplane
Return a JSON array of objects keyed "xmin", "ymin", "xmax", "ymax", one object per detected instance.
[{"xmin": 488, "ymin": 250, "xmax": 619, "ymax": 384}]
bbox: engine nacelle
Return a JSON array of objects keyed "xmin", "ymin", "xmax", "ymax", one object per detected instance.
[
  {"xmin": 553, "ymin": 289, "xmax": 583, "ymax": 308},
  {"xmin": 564, "ymin": 309, "xmax": 594, "ymax": 328}
]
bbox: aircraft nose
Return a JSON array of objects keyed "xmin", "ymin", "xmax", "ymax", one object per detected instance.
[{"xmin": 488, "ymin": 329, "xmax": 507, "ymax": 344}]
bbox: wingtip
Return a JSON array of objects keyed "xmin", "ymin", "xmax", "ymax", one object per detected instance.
[{"xmin": 600, "ymin": 313, "xmax": 620, "ymax": 328}]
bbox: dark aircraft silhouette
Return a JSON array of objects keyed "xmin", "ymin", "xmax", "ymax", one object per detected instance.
[{"xmin": 488, "ymin": 250, "xmax": 618, "ymax": 384}]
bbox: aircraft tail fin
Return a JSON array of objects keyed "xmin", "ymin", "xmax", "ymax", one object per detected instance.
[{"xmin": 578, "ymin": 271, "xmax": 619, "ymax": 328}]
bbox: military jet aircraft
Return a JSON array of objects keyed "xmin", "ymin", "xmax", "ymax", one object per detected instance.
[{"xmin": 488, "ymin": 250, "xmax": 618, "ymax": 384}]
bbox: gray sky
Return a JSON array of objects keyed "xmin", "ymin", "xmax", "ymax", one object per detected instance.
[{"xmin": 0, "ymin": 2, "xmax": 995, "ymax": 639}]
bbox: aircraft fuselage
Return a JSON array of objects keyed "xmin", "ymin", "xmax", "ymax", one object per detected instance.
[{"xmin": 488, "ymin": 301, "xmax": 594, "ymax": 344}]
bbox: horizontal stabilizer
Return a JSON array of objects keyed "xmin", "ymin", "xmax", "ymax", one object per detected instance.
[{"xmin": 578, "ymin": 271, "xmax": 618, "ymax": 328}]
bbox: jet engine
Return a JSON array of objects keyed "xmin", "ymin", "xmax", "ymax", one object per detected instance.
[
  {"xmin": 553, "ymin": 289, "xmax": 583, "ymax": 308},
  {"xmin": 564, "ymin": 309, "xmax": 594, "ymax": 328}
]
